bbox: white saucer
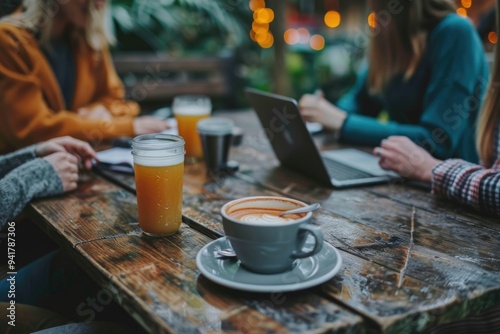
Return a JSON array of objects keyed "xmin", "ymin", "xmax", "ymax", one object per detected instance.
[{"xmin": 196, "ymin": 237, "xmax": 342, "ymax": 292}]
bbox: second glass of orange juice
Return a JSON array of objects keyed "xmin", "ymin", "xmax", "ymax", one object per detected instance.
[{"xmin": 172, "ymin": 95, "xmax": 211, "ymax": 160}]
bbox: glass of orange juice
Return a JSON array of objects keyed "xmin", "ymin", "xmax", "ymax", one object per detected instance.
[
  {"xmin": 172, "ymin": 95, "xmax": 211, "ymax": 160},
  {"xmin": 132, "ymin": 134, "xmax": 185, "ymax": 236}
]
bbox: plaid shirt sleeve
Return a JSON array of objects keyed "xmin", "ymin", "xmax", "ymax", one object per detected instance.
[
  {"xmin": 432, "ymin": 158, "xmax": 500, "ymax": 217},
  {"xmin": 432, "ymin": 124, "xmax": 500, "ymax": 217}
]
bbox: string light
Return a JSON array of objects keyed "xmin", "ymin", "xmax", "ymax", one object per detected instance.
[
  {"xmin": 255, "ymin": 8, "xmax": 274, "ymax": 24},
  {"xmin": 324, "ymin": 11, "xmax": 341, "ymax": 28},
  {"xmin": 461, "ymin": 0, "xmax": 472, "ymax": 9},
  {"xmin": 284, "ymin": 29, "xmax": 300, "ymax": 45},
  {"xmin": 249, "ymin": 30, "xmax": 256, "ymax": 42},
  {"xmin": 310, "ymin": 34, "xmax": 325, "ymax": 50},
  {"xmin": 249, "ymin": 0, "xmax": 273, "ymax": 48},
  {"xmin": 297, "ymin": 28, "xmax": 311, "ymax": 44},
  {"xmin": 257, "ymin": 31, "xmax": 274, "ymax": 48},
  {"xmin": 368, "ymin": 12, "xmax": 376, "ymax": 28},
  {"xmin": 456, "ymin": 7, "xmax": 467, "ymax": 17},
  {"xmin": 249, "ymin": 0, "xmax": 265, "ymax": 11},
  {"xmin": 488, "ymin": 32, "xmax": 498, "ymax": 44},
  {"xmin": 250, "ymin": 0, "xmax": 489, "ymax": 51},
  {"xmin": 252, "ymin": 21, "xmax": 269, "ymax": 35}
]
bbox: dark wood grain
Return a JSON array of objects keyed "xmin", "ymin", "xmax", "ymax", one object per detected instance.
[
  {"xmin": 26, "ymin": 110, "xmax": 500, "ymax": 333},
  {"xmin": 178, "ymin": 169, "xmax": 500, "ymax": 333},
  {"xmin": 75, "ymin": 226, "xmax": 364, "ymax": 334},
  {"xmin": 26, "ymin": 171, "xmax": 141, "ymax": 248},
  {"xmin": 368, "ymin": 183, "xmax": 500, "ymax": 226}
]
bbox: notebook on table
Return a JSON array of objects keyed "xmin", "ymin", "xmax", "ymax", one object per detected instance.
[
  {"xmin": 92, "ymin": 118, "xmax": 180, "ymax": 192},
  {"xmin": 244, "ymin": 88, "xmax": 400, "ymax": 188}
]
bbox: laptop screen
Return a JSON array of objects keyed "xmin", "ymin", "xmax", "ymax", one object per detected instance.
[{"xmin": 245, "ymin": 88, "xmax": 333, "ymax": 187}]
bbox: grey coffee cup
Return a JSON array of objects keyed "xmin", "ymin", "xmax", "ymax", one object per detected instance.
[
  {"xmin": 197, "ymin": 117, "xmax": 234, "ymax": 175},
  {"xmin": 221, "ymin": 196, "xmax": 324, "ymax": 274}
]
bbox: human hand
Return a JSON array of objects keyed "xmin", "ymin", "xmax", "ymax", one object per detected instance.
[
  {"xmin": 374, "ymin": 136, "xmax": 441, "ymax": 182},
  {"xmin": 133, "ymin": 116, "xmax": 171, "ymax": 135},
  {"xmin": 298, "ymin": 93, "xmax": 347, "ymax": 131},
  {"xmin": 77, "ymin": 105, "xmax": 112, "ymax": 120},
  {"xmin": 35, "ymin": 136, "xmax": 97, "ymax": 170},
  {"xmin": 44, "ymin": 152, "xmax": 80, "ymax": 192}
]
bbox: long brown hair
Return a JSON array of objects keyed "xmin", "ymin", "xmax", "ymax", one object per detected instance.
[
  {"xmin": 1, "ymin": 0, "xmax": 115, "ymax": 51},
  {"xmin": 477, "ymin": 0, "xmax": 500, "ymax": 166},
  {"xmin": 367, "ymin": 0, "xmax": 455, "ymax": 93}
]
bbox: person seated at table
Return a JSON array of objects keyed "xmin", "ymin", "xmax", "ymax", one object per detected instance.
[
  {"xmin": 0, "ymin": 136, "xmax": 143, "ymax": 332},
  {"xmin": 0, "ymin": 135, "xmax": 92, "ymax": 327},
  {"xmin": 0, "ymin": 0, "xmax": 169, "ymax": 154},
  {"xmin": 298, "ymin": 0, "xmax": 488, "ymax": 162},
  {"xmin": 0, "ymin": 136, "xmax": 95, "ymax": 226},
  {"xmin": 373, "ymin": 15, "xmax": 500, "ymax": 218},
  {"xmin": 0, "ymin": 135, "xmax": 94, "ymax": 268}
]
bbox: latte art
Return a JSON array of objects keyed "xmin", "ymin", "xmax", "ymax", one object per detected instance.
[{"xmin": 239, "ymin": 213, "xmax": 295, "ymax": 224}]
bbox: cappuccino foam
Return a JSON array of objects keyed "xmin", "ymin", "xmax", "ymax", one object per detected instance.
[
  {"xmin": 239, "ymin": 213, "xmax": 295, "ymax": 224},
  {"xmin": 229, "ymin": 208, "xmax": 305, "ymax": 224}
]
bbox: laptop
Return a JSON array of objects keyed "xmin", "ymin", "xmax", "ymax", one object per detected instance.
[{"xmin": 245, "ymin": 88, "xmax": 400, "ymax": 188}]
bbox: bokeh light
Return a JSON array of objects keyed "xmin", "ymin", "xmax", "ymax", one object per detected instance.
[
  {"xmin": 257, "ymin": 31, "xmax": 274, "ymax": 48},
  {"xmin": 310, "ymin": 34, "xmax": 325, "ymax": 51},
  {"xmin": 488, "ymin": 31, "xmax": 498, "ymax": 44},
  {"xmin": 249, "ymin": 0, "xmax": 273, "ymax": 49},
  {"xmin": 456, "ymin": 7, "xmax": 467, "ymax": 17},
  {"xmin": 461, "ymin": 0, "xmax": 472, "ymax": 9},
  {"xmin": 297, "ymin": 28, "xmax": 310, "ymax": 44},
  {"xmin": 255, "ymin": 8, "xmax": 274, "ymax": 24},
  {"xmin": 368, "ymin": 12, "xmax": 376, "ymax": 28},
  {"xmin": 249, "ymin": 30, "xmax": 256, "ymax": 42},
  {"xmin": 324, "ymin": 11, "xmax": 341, "ymax": 28},
  {"xmin": 284, "ymin": 29, "xmax": 300, "ymax": 45},
  {"xmin": 249, "ymin": 0, "xmax": 265, "ymax": 12},
  {"xmin": 252, "ymin": 21, "xmax": 269, "ymax": 35}
]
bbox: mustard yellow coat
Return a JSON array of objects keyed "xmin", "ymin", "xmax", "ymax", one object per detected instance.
[{"xmin": 0, "ymin": 23, "xmax": 139, "ymax": 153}]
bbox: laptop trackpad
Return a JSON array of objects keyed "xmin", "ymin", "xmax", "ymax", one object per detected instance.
[{"xmin": 322, "ymin": 149, "xmax": 398, "ymax": 177}]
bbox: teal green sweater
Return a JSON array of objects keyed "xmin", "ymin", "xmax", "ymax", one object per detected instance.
[{"xmin": 337, "ymin": 14, "xmax": 489, "ymax": 162}]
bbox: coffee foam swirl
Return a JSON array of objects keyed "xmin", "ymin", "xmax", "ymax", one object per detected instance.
[{"xmin": 239, "ymin": 213, "xmax": 295, "ymax": 224}]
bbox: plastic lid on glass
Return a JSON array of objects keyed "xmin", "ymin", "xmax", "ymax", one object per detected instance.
[
  {"xmin": 173, "ymin": 95, "xmax": 212, "ymax": 107},
  {"xmin": 132, "ymin": 134, "xmax": 185, "ymax": 153},
  {"xmin": 197, "ymin": 117, "xmax": 234, "ymax": 136}
]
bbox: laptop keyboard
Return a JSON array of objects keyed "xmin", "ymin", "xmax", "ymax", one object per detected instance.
[{"xmin": 323, "ymin": 158, "xmax": 373, "ymax": 181}]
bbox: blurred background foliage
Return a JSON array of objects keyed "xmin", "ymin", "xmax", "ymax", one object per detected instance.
[
  {"xmin": 107, "ymin": 0, "xmax": 496, "ymax": 108},
  {"xmin": 110, "ymin": 0, "xmax": 252, "ymax": 55}
]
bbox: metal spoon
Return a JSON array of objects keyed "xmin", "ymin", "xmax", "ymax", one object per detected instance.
[{"xmin": 279, "ymin": 203, "xmax": 320, "ymax": 216}]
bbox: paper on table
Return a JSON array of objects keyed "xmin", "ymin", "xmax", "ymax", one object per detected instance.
[
  {"xmin": 97, "ymin": 117, "xmax": 178, "ymax": 165},
  {"xmin": 96, "ymin": 147, "xmax": 133, "ymax": 166}
]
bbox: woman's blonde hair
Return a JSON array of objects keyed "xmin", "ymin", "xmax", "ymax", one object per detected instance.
[
  {"xmin": 1, "ymin": 0, "xmax": 114, "ymax": 50},
  {"xmin": 367, "ymin": 0, "xmax": 455, "ymax": 93},
  {"xmin": 476, "ymin": 1, "xmax": 500, "ymax": 166}
]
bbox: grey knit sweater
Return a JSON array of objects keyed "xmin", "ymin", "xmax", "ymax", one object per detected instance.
[{"xmin": 0, "ymin": 145, "xmax": 63, "ymax": 229}]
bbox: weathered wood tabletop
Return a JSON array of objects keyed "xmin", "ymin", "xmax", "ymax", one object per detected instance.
[{"xmin": 27, "ymin": 110, "xmax": 500, "ymax": 334}]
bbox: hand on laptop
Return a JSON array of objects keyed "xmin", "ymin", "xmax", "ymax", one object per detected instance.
[
  {"xmin": 374, "ymin": 136, "xmax": 441, "ymax": 182},
  {"xmin": 298, "ymin": 93, "xmax": 347, "ymax": 131}
]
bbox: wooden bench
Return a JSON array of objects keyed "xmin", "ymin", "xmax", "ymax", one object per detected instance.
[{"xmin": 112, "ymin": 52, "xmax": 236, "ymax": 108}]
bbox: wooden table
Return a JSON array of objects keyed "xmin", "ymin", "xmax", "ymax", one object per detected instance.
[{"xmin": 27, "ymin": 110, "xmax": 500, "ymax": 334}]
